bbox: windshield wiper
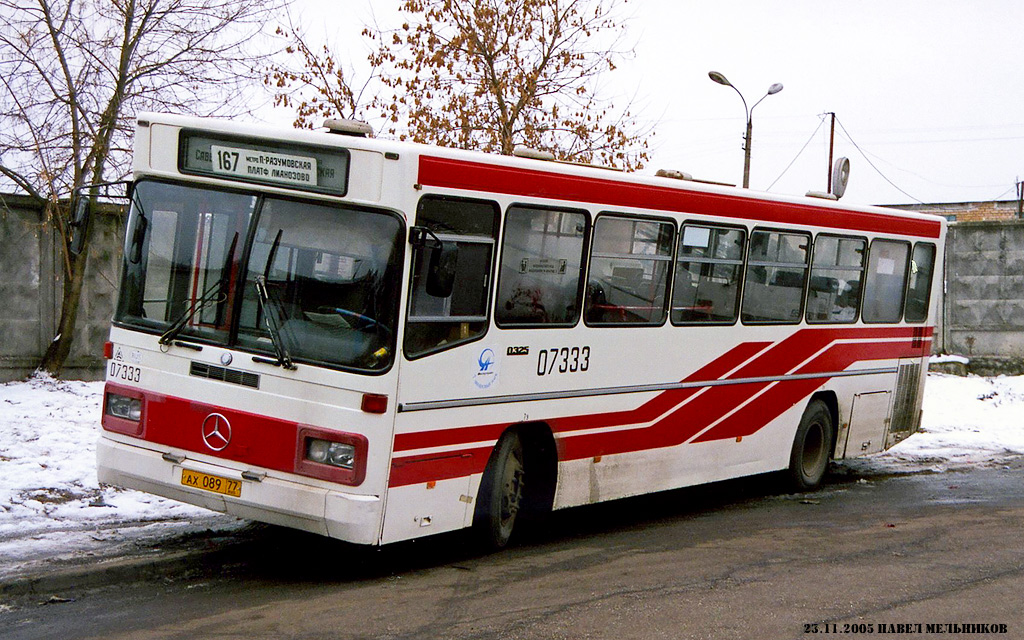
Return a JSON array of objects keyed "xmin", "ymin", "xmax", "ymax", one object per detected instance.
[
  {"xmin": 253, "ymin": 274, "xmax": 296, "ymax": 370},
  {"xmin": 158, "ymin": 232, "xmax": 239, "ymax": 347}
]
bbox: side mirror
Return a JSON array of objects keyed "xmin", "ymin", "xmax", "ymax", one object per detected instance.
[
  {"xmin": 410, "ymin": 225, "xmax": 459, "ymax": 298},
  {"xmin": 67, "ymin": 195, "xmax": 91, "ymax": 256},
  {"xmin": 128, "ymin": 213, "xmax": 148, "ymax": 264},
  {"xmin": 425, "ymin": 241, "xmax": 458, "ymax": 298},
  {"xmin": 67, "ymin": 181, "xmax": 130, "ymax": 257}
]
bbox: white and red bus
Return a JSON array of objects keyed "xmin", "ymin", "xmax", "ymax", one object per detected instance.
[{"xmin": 96, "ymin": 112, "xmax": 944, "ymax": 548}]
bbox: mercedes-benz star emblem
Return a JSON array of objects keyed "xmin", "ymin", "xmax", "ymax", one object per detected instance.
[{"xmin": 201, "ymin": 413, "xmax": 232, "ymax": 451}]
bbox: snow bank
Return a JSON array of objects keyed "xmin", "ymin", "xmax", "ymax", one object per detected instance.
[
  {"xmin": 1, "ymin": 371, "xmax": 1022, "ymax": 576},
  {"xmin": 0, "ymin": 374, "xmax": 228, "ymax": 578},
  {"xmin": 843, "ymin": 373, "xmax": 1024, "ymax": 474}
]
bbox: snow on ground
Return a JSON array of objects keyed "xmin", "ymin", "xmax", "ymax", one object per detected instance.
[
  {"xmin": 1, "ymin": 371, "xmax": 1023, "ymax": 580},
  {"xmin": 841, "ymin": 373, "xmax": 1024, "ymax": 474},
  {"xmin": 0, "ymin": 374, "xmax": 239, "ymax": 581}
]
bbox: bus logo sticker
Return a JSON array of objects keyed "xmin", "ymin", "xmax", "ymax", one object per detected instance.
[
  {"xmin": 112, "ymin": 347, "xmax": 142, "ymax": 364},
  {"xmin": 474, "ymin": 348, "xmax": 499, "ymax": 389},
  {"xmin": 201, "ymin": 413, "xmax": 232, "ymax": 451}
]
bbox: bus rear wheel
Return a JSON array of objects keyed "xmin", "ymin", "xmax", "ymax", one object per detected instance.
[
  {"xmin": 788, "ymin": 399, "xmax": 833, "ymax": 491},
  {"xmin": 474, "ymin": 432, "xmax": 525, "ymax": 550}
]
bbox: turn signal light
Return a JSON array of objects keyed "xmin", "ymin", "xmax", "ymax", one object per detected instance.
[{"xmin": 361, "ymin": 393, "xmax": 388, "ymax": 414}]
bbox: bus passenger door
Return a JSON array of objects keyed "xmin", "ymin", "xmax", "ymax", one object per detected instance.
[{"xmin": 841, "ymin": 391, "xmax": 891, "ymax": 457}]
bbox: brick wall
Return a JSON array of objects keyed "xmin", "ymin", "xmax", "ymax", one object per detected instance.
[{"xmin": 885, "ymin": 199, "xmax": 1022, "ymax": 222}]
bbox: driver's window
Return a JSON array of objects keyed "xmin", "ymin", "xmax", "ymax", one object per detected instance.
[
  {"xmin": 404, "ymin": 195, "xmax": 499, "ymax": 358},
  {"xmin": 235, "ymin": 197, "xmax": 404, "ymax": 371}
]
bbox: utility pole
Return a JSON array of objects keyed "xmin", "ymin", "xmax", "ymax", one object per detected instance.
[
  {"xmin": 1017, "ymin": 178, "xmax": 1023, "ymax": 218},
  {"xmin": 825, "ymin": 112, "xmax": 836, "ymax": 194}
]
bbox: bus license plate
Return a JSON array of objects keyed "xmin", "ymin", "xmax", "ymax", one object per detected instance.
[{"xmin": 180, "ymin": 469, "xmax": 242, "ymax": 498}]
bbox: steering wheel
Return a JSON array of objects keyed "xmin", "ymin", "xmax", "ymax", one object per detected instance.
[{"xmin": 317, "ymin": 306, "xmax": 386, "ymax": 332}]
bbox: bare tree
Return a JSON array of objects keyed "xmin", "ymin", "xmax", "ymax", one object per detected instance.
[
  {"xmin": 369, "ymin": 0, "xmax": 648, "ymax": 168},
  {"xmin": 269, "ymin": 0, "xmax": 649, "ymax": 169},
  {"xmin": 265, "ymin": 23, "xmax": 377, "ymax": 128},
  {"xmin": 0, "ymin": 0, "xmax": 290, "ymax": 375}
]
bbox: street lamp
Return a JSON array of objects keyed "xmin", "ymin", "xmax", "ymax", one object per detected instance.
[{"xmin": 708, "ymin": 71, "xmax": 783, "ymax": 188}]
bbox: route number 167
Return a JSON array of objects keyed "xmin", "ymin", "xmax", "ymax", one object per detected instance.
[
  {"xmin": 216, "ymin": 149, "xmax": 240, "ymax": 172},
  {"xmin": 536, "ymin": 346, "xmax": 590, "ymax": 376}
]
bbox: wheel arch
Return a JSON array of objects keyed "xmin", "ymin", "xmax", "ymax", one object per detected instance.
[
  {"xmin": 478, "ymin": 421, "xmax": 558, "ymax": 517},
  {"xmin": 809, "ymin": 390, "xmax": 840, "ymax": 457}
]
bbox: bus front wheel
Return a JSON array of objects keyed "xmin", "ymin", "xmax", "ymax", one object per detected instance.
[
  {"xmin": 474, "ymin": 432, "xmax": 525, "ymax": 550},
  {"xmin": 788, "ymin": 399, "xmax": 833, "ymax": 491}
]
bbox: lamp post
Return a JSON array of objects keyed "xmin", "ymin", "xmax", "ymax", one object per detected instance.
[{"xmin": 708, "ymin": 71, "xmax": 783, "ymax": 188}]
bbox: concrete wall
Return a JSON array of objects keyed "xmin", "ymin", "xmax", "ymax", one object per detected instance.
[
  {"xmin": 0, "ymin": 195, "xmax": 123, "ymax": 382},
  {"xmin": 2, "ymin": 194, "xmax": 1022, "ymax": 380},
  {"xmin": 942, "ymin": 220, "xmax": 1024, "ymax": 365}
]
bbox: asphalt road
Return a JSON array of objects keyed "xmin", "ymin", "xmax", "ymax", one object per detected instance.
[{"xmin": 4, "ymin": 462, "xmax": 1023, "ymax": 640}]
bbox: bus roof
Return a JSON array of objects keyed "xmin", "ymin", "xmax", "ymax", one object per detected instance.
[{"xmin": 137, "ymin": 112, "xmax": 945, "ymax": 240}]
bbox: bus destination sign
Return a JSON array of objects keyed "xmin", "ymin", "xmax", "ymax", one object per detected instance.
[
  {"xmin": 212, "ymin": 145, "xmax": 317, "ymax": 187},
  {"xmin": 180, "ymin": 131, "xmax": 349, "ymax": 196}
]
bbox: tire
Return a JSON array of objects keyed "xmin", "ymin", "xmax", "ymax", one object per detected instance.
[
  {"xmin": 474, "ymin": 432, "xmax": 526, "ymax": 550},
  {"xmin": 788, "ymin": 400, "xmax": 833, "ymax": 491}
]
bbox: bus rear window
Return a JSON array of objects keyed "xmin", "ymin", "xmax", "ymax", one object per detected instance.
[
  {"xmin": 904, "ymin": 242, "xmax": 936, "ymax": 323},
  {"xmin": 863, "ymin": 239, "xmax": 910, "ymax": 323}
]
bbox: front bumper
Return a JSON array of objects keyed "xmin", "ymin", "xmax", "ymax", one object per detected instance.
[{"xmin": 97, "ymin": 436, "xmax": 383, "ymax": 545}]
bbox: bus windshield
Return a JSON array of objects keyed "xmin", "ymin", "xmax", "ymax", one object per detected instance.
[{"xmin": 115, "ymin": 180, "xmax": 404, "ymax": 372}]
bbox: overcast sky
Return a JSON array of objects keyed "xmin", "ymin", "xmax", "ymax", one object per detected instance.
[{"xmin": 277, "ymin": 1, "xmax": 1024, "ymax": 207}]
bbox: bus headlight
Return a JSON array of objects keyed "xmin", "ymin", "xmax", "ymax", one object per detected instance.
[
  {"xmin": 295, "ymin": 427, "xmax": 368, "ymax": 485},
  {"xmin": 106, "ymin": 393, "xmax": 142, "ymax": 421},
  {"xmin": 306, "ymin": 438, "xmax": 356, "ymax": 470}
]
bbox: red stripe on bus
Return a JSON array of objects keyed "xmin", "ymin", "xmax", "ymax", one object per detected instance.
[
  {"xmin": 692, "ymin": 338, "xmax": 929, "ymax": 443},
  {"xmin": 106, "ymin": 387, "xmax": 302, "ymax": 473},
  {"xmin": 393, "ymin": 327, "xmax": 929, "ymax": 453},
  {"xmin": 417, "ymin": 156, "xmax": 942, "ymax": 239},
  {"xmin": 559, "ymin": 333, "xmax": 930, "ymax": 460},
  {"xmin": 392, "ymin": 340, "xmax": 771, "ymax": 453},
  {"xmin": 388, "ymin": 326, "xmax": 932, "ymax": 486},
  {"xmin": 388, "ymin": 447, "xmax": 494, "ymax": 487},
  {"xmin": 548, "ymin": 340, "xmax": 772, "ymax": 434}
]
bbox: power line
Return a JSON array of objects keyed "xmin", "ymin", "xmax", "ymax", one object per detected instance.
[
  {"xmin": 834, "ymin": 116, "xmax": 924, "ymax": 204},
  {"xmin": 839, "ymin": 139, "xmax": 1009, "ymax": 190},
  {"xmin": 766, "ymin": 114, "xmax": 825, "ymax": 191},
  {"xmin": 989, "ymin": 184, "xmax": 1016, "ymax": 201}
]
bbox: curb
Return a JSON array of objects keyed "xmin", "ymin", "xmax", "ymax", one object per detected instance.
[
  {"xmin": 0, "ymin": 517, "xmax": 252, "ymax": 600},
  {"xmin": 0, "ymin": 546, "xmax": 230, "ymax": 599}
]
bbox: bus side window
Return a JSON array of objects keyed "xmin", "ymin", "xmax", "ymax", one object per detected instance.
[
  {"xmin": 495, "ymin": 205, "xmax": 588, "ymax": 326},
  {"xmin": 862, "ymin": 239, "xmax": 910, "ymax": 324},
  {"xmin": 806, "ymin": 235, "xmax": 866, "ymax": 324},
  {"xmin": 741, "ymin": 229, "xmax": 811, "ymax": 324},
  {"xmin": 904, "ymin": 242, "xmax": 936, "ymax": 323},
  {"xmin": 404, "ymin": 196, "xmax": 499, "ymax": 358},
  {"xmin": 672, "ymin": 224, "xmax": 745, "ymax": 325},
  {"xmin": 585, "ymin": 215, "xmax": 674, "ymax": 325}
]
